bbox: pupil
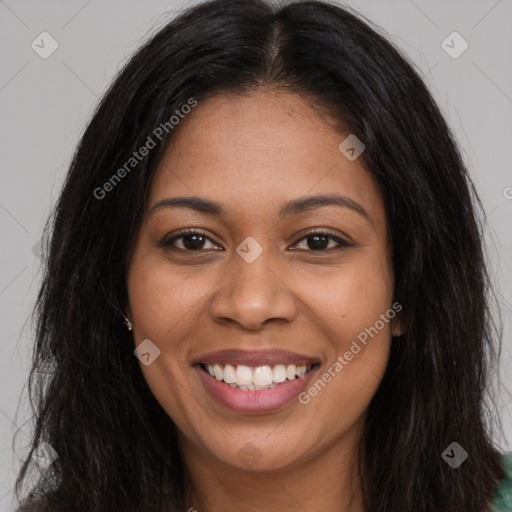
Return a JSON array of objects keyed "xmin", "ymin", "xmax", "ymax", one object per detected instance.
[
  {"xmin": 184, "ymin": 235, "xmax": 204, "ymax": 250},
  {"xmin": 181, "ymin": 235, "xmax": 330, "ymax": 251},
  {"xmin": 308, "ymin": 234, "xmax": 328, "ymax": 250}
]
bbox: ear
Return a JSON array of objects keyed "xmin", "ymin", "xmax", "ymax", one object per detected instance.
[
  {"xmin": 123, "ymin": 302, "xmax": 133, "ymax": 329},
  {"xmin": 124, "ymin": 301, "xmax": 132, "ymax": 321},
  {"xmin": 390, "ymin": 312, "xmax": 405, "ymax": 337}
]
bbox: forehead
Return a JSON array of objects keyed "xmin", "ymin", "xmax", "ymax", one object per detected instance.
[{"xmin": 149, "ymin": 90, "xmax": 385, "ymax": 226}]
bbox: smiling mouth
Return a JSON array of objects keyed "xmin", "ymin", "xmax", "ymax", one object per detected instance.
[{"xmin": 199, "ymin": 363, "xmax": 319, "ymax": 391}]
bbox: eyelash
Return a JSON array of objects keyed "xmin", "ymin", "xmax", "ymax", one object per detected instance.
[{"xmin": 159, "ymin": 228, "xmax": 352, "ymax": 253}]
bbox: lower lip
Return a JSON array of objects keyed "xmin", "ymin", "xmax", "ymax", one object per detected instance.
[{"xmin": 195, "ymin": 365, "xmax": 319, "ymax": 414}]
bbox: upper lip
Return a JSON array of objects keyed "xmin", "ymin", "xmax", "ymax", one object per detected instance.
[{"xmin": 193, "ymin": 349, "xmax": 320, "ymax": 367}]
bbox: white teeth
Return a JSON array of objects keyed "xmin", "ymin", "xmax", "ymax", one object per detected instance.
[
  {"xmin": 272, "ymin": 365, "xmax": 287, "ymax": 383},
  {"xmin": 296, "ymin": 365, "xmax": 307, "ymax": 377},
  {"xmin": 253, "ymin": 384, "xmax": 277, "ymax": 390},
  {"xmin": 213, "ymin": 363, "xmax": 223, "ymax": 381},
  {"xmin": 206, "ymin": 363, "xmax": 313, "ymax": 388},
  {"xmin": 253, "ymin": 365, "xmax": 273, "ymax": 386},
  {"xmin": 235, "ymin": 365, "xmax": 253, "ymax": 386},
  {"xmin": 223, "ymin": 364, "xmax": 236, "ymax": 383},
  {"xmin": 286, "ymin": 364, "xmax": 296, "ymax": 380},
  {"xmin": 227, "ymin": 382, "xmax": 278, "ymax": 390}
]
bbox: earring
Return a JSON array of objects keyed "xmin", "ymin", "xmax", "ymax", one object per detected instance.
[{"xmin": 124, "ymin": 317, "xmax": 133, "ymax": 331}]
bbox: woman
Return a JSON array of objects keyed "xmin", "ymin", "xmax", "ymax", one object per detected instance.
[{"xmin": 14, "ymin": 0, "xmax": 512, "ymax": 510}]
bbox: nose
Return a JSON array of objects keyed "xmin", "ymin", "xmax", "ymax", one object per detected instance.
[{"xmin": 209, "ymin": 250, "xmax": 297, "ymax": 331}]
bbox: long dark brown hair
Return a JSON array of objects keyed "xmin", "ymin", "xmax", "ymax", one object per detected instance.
[{"xmin": 14, "ymin": 0, "xmax": 506, "ymax": 510}]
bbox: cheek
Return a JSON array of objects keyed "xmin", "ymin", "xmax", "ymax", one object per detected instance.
[
  {"xmin": 127, "ymin": 250, "xmax": 209, "ymax": 341},
  {"xmin": 127, "ymin": 253, "xmax": 209, "ymax": 431},
  {"xmin": 300, "ymin": 255, "xmax": 394, "ymax": 402},
  {"xmin": 303, "ymin": 258, "xmax": 393, "ymax": 345},
  {"xmin": 300, "ymin": 272, "xmax": 393, "ymax": 427}
]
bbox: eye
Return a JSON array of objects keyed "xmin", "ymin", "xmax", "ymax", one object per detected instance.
[
  {"xmin": 290, "ymin": 230, "xmax": 352, "ymax": 252},
  {"xmin": 160, "ymin": 229, "xmax": 222, "ymax": 252},
  {"xmin": 160, "ymin": 228, "xmax": 352, "ymax": 253}
]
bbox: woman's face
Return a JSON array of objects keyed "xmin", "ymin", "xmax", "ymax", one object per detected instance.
[{"xmin": 127, "ymin": 90, "xmax": 402, "ymax": 472}]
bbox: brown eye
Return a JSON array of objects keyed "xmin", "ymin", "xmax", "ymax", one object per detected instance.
[
  {"xmin": 178, "ymin": 234, "xmax": 208, "ymax": 250},
  {"xmin": 160, "ymin": 229, "xmax": 351, "ymax": 254},
  {"xmin": 290, "ymin": 231, "xmax": 352, "ymax": 252},
  {"xmin": 160, "ymin": 230, "xmax": 222, "ymax": 251}
]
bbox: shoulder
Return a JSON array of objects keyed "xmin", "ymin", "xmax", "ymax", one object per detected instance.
[{"xmin": 492, "ymin": 452, "xmax": 512, "ymax": 511}]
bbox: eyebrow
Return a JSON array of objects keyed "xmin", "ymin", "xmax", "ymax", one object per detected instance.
[{"xmin": 148, "ymin": 193, "xmax": 370, "ymax": 221}]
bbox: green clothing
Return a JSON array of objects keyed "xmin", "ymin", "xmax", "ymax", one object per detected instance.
[{"xmin": 492, "ymin": 453, "xmax": 512, "ymax": 511}]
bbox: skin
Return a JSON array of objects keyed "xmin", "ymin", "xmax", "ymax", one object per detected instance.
[{"xmin": 127, "ymin": 89, "xmax": 403, "ymax": 512}]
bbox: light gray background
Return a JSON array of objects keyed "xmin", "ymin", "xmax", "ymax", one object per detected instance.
[{"xmin": 1, "ymin": 0, "xmax": 511, "ymax": 509}]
